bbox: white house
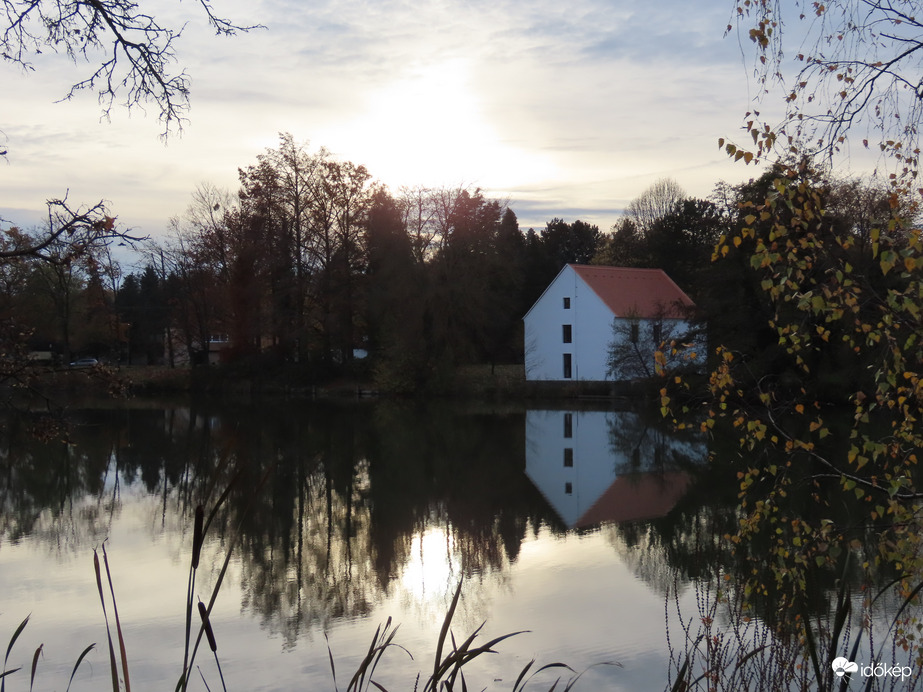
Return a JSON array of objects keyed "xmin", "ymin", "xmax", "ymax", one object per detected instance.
[{"xmin": 523, "ymin": 264, "xmax": 697, "ymax": 381}]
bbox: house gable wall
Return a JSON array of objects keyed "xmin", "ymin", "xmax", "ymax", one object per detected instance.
[{"xmin": 525, "ymin": 265, "xmax": 615, "ymax": 381}]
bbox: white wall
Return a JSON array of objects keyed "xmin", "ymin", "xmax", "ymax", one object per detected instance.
[{"xmin": 524, "ymin": 265, "xmax": 614, "ymax": 381}]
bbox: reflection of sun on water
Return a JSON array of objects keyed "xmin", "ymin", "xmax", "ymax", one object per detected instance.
[
  {"xmin": 400, "ymin": 526, "xmax": 460, "ymax": 607},
  {"xmin": 323, "ymin": 60, "xmax": 556, "ymax": 188}
]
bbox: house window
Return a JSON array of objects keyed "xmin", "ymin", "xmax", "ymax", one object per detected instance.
[
  {"xmin": 562, "ymin": 324, "xmax": 572, "ymax": 343},
  {"xmin": 653, "ymin": 322, "xmax": 662, "ymax": 345},
  {"xmin": 630, "ymin": 321, "xmax": 640, "ymax": 344},
  {"xmin": 565, "ymin": 482, "xmax": 573, "ymax": 495},
  {"xmin": 563, "ymin": 413, "xmax": 573, "ymax": 438},
  {"xmin": 563, "ymin": 448, "xmax": 574, "ymax": 467},
  {"xmin": 563, "ymin": 297, "xmax": 571, "ymax": 309},
  {"xmin": 563, "ymin": 353, "xmax": 572, "ymax": 379}
]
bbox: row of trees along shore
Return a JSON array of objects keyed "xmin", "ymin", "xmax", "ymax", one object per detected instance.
[{"xmin": 2, "ymin": 133, "xmax": 913, "ymax": 394}]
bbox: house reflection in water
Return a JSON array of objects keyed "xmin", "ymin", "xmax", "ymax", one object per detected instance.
[{"xmin": 525, "ymin": 409, "xmax": 706, "ymax": 528}]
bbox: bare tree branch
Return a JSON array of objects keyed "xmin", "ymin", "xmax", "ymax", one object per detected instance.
[
  {"xmin": 734, "ymin": 0, "xmax": 923, "ymax": 159},
  {"xmin": 0, "ymin": 196, "xmax": 145, "ymax": 263},
  {"xmin": 2, "ymin": 0, "xmax": 263, "ymax": 137}
]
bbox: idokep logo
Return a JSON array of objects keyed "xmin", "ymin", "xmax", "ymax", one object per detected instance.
[
  {"xmin": 831, "ymin": 657, "xmax": 913, "ymax": 681},
  {"xmin": 831, "ymin": 657, "xmax": 859, "ymax": 677}
]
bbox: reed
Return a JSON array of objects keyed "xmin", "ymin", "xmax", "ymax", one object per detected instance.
[
  {"xmin": 665, "ymin": 569, "xmax": 923, "ymax": 692},
  {"xmin": 1, "ymin": 616, "xmax": 94, "ymax": 692},
  {"xmin": 176, "ymin": 463, "xmax": 274, "ymax": 692},
  {"xmin": 326, "ymin": 578, "xmax": 616, "ymax": 692}
]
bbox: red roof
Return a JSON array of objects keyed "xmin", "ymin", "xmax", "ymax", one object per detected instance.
[
  {"xmin": 571, "ymin": 265, "xmax": 694, "ymax": 319},
  {"xmin": 575, "ymin": 471, "xmax": 691, "ymax": 528}
]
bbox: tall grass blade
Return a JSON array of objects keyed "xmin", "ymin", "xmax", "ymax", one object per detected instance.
[
  {"xmin": 668, "ymin": 654, "xmax": 690, "ymax": 692},
  {"xmin": 325, "ymin": 632, "xmax": 340, "ymax": 692},
  {"xmin": 102, "ymin": 544, "xmax": 131, "ymax": 692},
  {"xmin": 433, "ymin": 578, "xmax": 464, "ymax": 683},
  {"xmin": 512, "ymin": 661, "xmax": 573, "ymax": 692},
  {"xmin": 29, "ymin": 644, "xmax": 43, "ymax": 692},
  {"xmin": 2, "ymin": 615, "xmax": 29, "ymax": 692},
  {"xmin": 824, "ymin": 555, "xmax": 852, "ymax": 690},
  {"xmin": 888, "ymin": 578, "xmax": 923, "ymax": 626},
  {"xmin": 94, "ymin": 549, "xmax": 120, "ymax": 692},
  {"xmin": 197, "ymin": 666, "xmax": 213, "ymax": 692},
  {"xmin": 182, "ymin": 464, "xmax": 275, "ymax": 692},
  {"xmin": 182, "ymin": 505, "xmax": 206, "ymax": 692},
  {"xmin": 561, "ymin": 662, "xmax": 620, "ymax": 691},
  {"xmin": 343, "ymin": 617, "xmax": 410, "ymax": 692},
  {"xmin": 801, "ymin": 610, "xmax": 823, "ymax": 690},
  {"xmin": 65, "ymin": 644, "xmax": 96, "ymax": 692}
]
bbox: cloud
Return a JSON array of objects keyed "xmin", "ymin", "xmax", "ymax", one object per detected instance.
[{"xmin": 2, "ymin": 0, "xmax": 760, "ymax": 237}]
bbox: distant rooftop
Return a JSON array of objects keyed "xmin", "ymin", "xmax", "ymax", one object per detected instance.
[{"xmin": 570, "ymin": 265, "xmax": 694, "ymax": 319}]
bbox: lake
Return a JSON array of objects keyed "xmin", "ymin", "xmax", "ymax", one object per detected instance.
[{"xmin": 0, "ymin": 397, "xmax": 866, "ymax": 690}]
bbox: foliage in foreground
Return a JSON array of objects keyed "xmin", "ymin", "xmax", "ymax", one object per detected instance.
[{"xmin": 667, "ymin": 567, "xmax": 923, "ymax": 692}]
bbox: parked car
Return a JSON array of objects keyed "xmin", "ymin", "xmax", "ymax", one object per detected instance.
[{"xmin": 69, "ymin": 358, "xmax": 99, "ymax": 368}]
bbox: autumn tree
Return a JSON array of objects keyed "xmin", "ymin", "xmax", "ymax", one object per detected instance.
[
  {"xmin": 660, "ymin": 3, "xmax": 923, "ymax": 651},
  {"xmin": 736, "ymin": 0, "xmax": 923, "ymax": 165}
]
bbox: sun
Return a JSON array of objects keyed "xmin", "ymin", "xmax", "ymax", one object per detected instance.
[{"xmin": 321, "ymin": 59, "xmax": 555, "ymax": 189}]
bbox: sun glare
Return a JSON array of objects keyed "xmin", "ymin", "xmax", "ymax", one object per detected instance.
[
  {"xmin": 400, "ymin": 526, "xmax": 460, "ymax": 605},
  {"xmin": 322, "ymin": 60, "xmax": 555, "ymax": 189}
]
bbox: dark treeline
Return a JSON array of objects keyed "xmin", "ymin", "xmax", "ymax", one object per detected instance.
[
  {"xmin": 122, "ymin": 133, "xmax": 615, "ymax": 388},
  {"xmin": 2, "ymin": 133, "xmax": 910, "ymax": 393}
]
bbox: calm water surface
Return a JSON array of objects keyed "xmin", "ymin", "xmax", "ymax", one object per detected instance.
[{"xmin": 0, "ymin": 399, "xmax": 724, "ymax": 691}]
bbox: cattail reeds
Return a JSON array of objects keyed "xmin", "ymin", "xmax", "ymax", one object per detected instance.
[
  {"xmin": 191, "ymin": 505, "xmax": 204, "ymax": 570},
  {"xmin": 178, "ymin": 464, "xmax": 273, "ymax": 692},
  {"xmin": 181, "ymin": 504, "xmax": 205, "ymax": 691},
  {"xmin": 197, "ymin": 600, "xmax": 226, "ymax": 692}
]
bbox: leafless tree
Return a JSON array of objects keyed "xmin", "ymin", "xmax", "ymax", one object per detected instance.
[
  {"xmin": 626, "ymin": 178, "xmax": 686, "ymax": 234},
  {"xmin": 2, "ymin": 0, "xmax": 261, "ymax": 136}
]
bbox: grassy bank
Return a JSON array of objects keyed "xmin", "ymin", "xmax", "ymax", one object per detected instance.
[{"xmin": 45, "ymin": 362, "xmax": 654, "ymax": 402}]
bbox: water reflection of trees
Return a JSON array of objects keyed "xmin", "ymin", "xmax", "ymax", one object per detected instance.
[{"xmin": 0, "ymin": 400, "xmax": 558, "ymax": 644}]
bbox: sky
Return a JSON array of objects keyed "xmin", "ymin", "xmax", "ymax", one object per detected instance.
[{"xmin": 3, "ymin": 0, "xmax": 781, "ymax": 257}]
